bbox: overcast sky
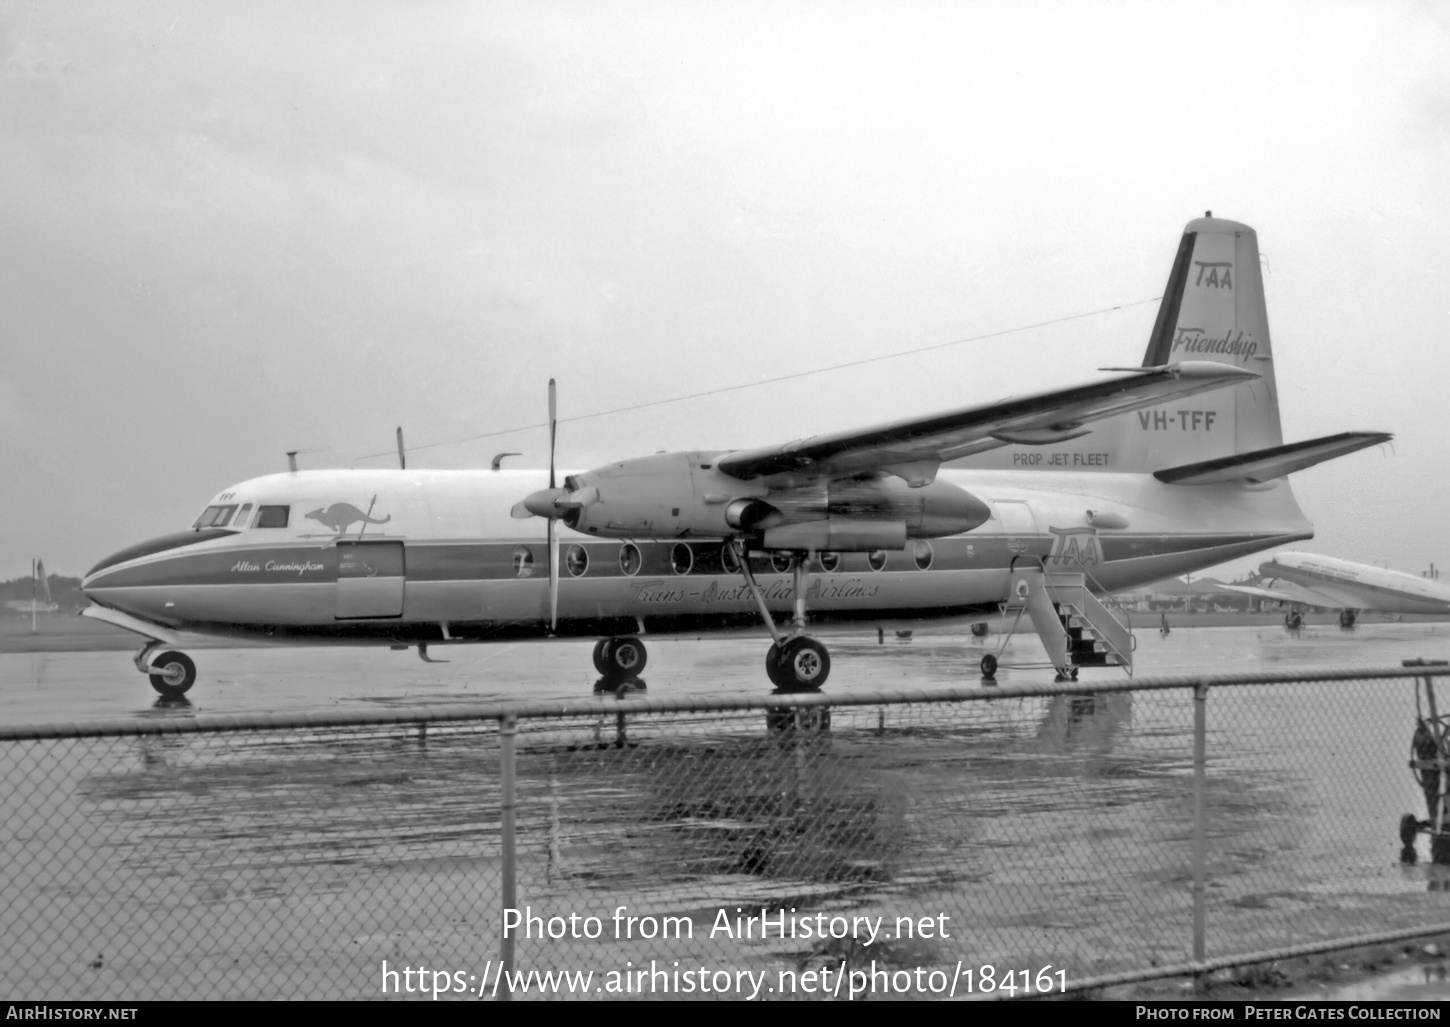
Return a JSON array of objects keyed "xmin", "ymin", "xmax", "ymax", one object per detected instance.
[{"xmin": 3, "ymin": 0, "xmax": 1447, "ymax": 582}]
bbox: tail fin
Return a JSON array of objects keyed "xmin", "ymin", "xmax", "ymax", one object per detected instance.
[
  {"xmin": 1133, "ymin": 214, "xmax": 1282, "ymax": 461},
  {"xmin": 956, "ymin": 215, "xmax": 1283, "ymax": 472},
  {"xmin": 1136, "ymin": 216, "xmax": 1387, "ymax": 482}
]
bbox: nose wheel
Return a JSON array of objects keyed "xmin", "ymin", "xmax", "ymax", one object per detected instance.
[{"xmin": 146, "ymin": 651, "xmax": 197, "ymax": 700}]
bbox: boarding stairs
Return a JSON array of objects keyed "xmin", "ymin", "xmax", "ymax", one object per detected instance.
[{"xmin": 994, "ymin": 567, "xmax": 1134, "ymax": 678}]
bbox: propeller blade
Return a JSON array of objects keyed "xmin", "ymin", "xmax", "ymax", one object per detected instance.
[
  {"xmin": 548, "ymin": 517, "xmax": 559, "ymax": 633},
  {"xmin": 567, "ymin": 485, "xmax": 599, "ymax": 508},
  {"xmin": 547, "ymin": 378, "xmax": 557, "ymax": 491}
]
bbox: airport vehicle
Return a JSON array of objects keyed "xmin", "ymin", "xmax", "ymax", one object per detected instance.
[
  {"xmin": 1226, "ymin": 553, "xmax": 1450, "ymax": 629},
  {"xmin": 81, "ymin": 215, "xmax": 1390, "ymax": 698}
]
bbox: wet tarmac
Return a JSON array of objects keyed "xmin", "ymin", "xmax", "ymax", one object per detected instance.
[
  {"xmin": 6, "ymin": 620, "xmax": 1450, "ymax": 1000},
  {"xmin": 3, "ymin": 618, "xmax": 1450, "ymax": 726}
]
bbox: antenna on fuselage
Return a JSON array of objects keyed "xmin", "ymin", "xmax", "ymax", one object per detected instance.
[
  {"xmin": 396, "ymin": 427, "xmax": 406, "ymax": 470},
  {"xmin": 286, "ymin": 451, "xmax": 298, "ymax": 473}
]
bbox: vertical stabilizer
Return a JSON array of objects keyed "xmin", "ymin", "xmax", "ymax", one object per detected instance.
[
  {"xmin": 1137, "ymin": 215, "xmax": 1281, "ymax": 458},
  {"xmin": 957, "ymin": 215, "xmax": 1282, "ymax": 472}
]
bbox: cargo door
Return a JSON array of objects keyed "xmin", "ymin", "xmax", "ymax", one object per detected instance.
[{"xmin": 336, "ymin": 541, "xmax": 405, "ymax": 618}]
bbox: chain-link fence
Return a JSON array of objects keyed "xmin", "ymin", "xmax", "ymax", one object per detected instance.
[{"xmin": 4, "ymin": 668, "xmax": 1450, "ymax": 1000}]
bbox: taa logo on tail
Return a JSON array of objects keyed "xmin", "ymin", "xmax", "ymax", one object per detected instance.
[{"xmin": 1194, "ymin": 261, "xmax": 1232, "ymax": 288}]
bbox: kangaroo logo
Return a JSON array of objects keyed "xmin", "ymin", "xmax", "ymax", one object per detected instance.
[{"xmin": 306, "ymin": 502, "xmax": 392, "ymax": 535}]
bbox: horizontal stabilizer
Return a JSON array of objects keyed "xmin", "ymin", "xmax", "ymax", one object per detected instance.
[{"xmin": 1153, "ymin": 431, "xmax": 1391, "ymax": 486}]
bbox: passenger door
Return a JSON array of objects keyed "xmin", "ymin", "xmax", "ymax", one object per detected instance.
[{"xmin": 335, "ymin": 541, "xmax": 405, "ymax": 619}]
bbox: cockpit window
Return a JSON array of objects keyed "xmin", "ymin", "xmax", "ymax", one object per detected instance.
[
  {"xmin": 192, "ymin": 504, "xmax": 238, "ymax": 530},
  {"xmin": 256, "ymin": 505, "xmax": 290, "ymax": 528},
  {"xmin": 235, "ymin": 503, "xmax": 252, "ymax": 529}
]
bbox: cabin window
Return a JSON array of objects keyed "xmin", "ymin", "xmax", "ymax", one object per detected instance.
[
  {"xmin": 256, "ymin": 505, "xmax": 290, "ymax": 528},
  {"xmin": 513, "ymin": 546, "xmax": 534, "ymax": 578},
  {"xmin": 771, "ymin": 552, "xmax": 792, "ymax": 574},
  {"xmin": 671, "ymin": 543, "xmax": 693, "ymax": 575},
  {"xmin": 619, "ymin": 543, "xmax": 642, "ymax": 576},
  {"xmin": 720, "ymin": 543, "xmax": 740, "ymax": 574},
  {"xmin": 819, "ymin": 551, "xmax": 841, "ymax": 572},
  {"xmin": 868, "ymin": 549, "xmax": 887, "ymax": 572},
  {"xmin": 192, "ymin": 504, "xmax": 238, "ymax": 530},
  {"xmin": 913, "ymin": 540, "xmax": 934, "ymax": 571},
  {"xmin": 566, "ymin": 544, "xmax": 589, "ymax": 577}
]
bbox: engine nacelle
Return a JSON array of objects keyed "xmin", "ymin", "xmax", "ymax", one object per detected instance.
[{"xmin": 563, "ymin": 450, "xmax": 991, "ymax": 543}]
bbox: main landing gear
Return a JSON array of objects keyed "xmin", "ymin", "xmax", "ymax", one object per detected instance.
[
  {"xmin": 728, "ymin": 541, "xmax": 831, "ymax": 693},
  {"xmin": 135, "ymin": 642, "xmax": 197, "ymax": 701},
  {"xmin": 592, "ymin": 636, "xmax": 648, "ymax": 681}
]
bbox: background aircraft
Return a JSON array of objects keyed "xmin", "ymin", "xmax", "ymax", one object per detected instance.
[
  {"xmin": 80, "ymin": 215, "xmax": 1390, "ymax": 699},
  {"xmin": 1224, "ymin": 553, "xmax": 1450, "ymax": 628}
]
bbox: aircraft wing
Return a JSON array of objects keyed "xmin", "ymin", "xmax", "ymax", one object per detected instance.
[
  {"xmin": 1221, "ymin": 580, "xmax": 1366, "ymax": 610},
  {"xmin": 716, "ymin": 361, "xmax": 1259, "ymax": 484}
]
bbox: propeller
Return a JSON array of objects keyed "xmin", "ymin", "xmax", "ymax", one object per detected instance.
[{"xmin": 507, "ymin": 379, "xmax": 599, "ymax": 633}]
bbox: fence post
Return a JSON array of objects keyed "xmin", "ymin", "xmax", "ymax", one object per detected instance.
[
  {"xmin": 1192, "ymin": 680, "xmax": 1209, "ymax": 989},
  {"xmin": 499, "ymin": 713, "xmax": 518, "ymax": 1001}
]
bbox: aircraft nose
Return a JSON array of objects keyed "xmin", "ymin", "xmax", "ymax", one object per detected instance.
[{"xmin": 84, "ymin": 529, "xmax": 232, "ymax": 590}]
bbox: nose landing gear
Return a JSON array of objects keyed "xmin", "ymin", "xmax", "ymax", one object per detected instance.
[{"xmin": 134, "ymin": 642, "xmax": 197, "ymax": 700}]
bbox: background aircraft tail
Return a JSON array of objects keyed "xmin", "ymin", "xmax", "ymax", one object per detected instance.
[{"xmin": 957, "ymin": 215, "xmax": 1386, "ymax": 476}]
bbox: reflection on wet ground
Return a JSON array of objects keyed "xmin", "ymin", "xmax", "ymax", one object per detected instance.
[
  {"xmin": 4, "ymin": 623, "xmax": 1450, "ymax": 998},
  {"xmin": 3, "ymin": 620, "xmax": 1450, "ymax": 725}
]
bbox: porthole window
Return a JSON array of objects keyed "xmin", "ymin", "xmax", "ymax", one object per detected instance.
[
  {"xmin": 512, "ymin": 546, "xmax": 534, "ymax": 578},
  {"xmin": 619, "ymin": 543, "xmax": 642, "ymax": 576},
  {"xmin": 819, "ymin": 551, "xmax": 841, "ymax": 572},
  {"xmin": 566, "ymin": 544, "xmax": 589, "ymax": 577},
  {"xmin": 913, "ymin": 540, "xmax": 934, "ymax": 570},
  {"xmin": 671, "ymin": 543, "xmax": 693, "ymax": 575},
  {"xmin": 868, "ymin": 549, "xmax": 887, "ymax": 572},
  {"xmin": 771, "ymin": 552, "xmax": 792, "ymax": 574},
  {"xmin": 720, "ymin": 543, "xmax": 740, "ymax": 574}
]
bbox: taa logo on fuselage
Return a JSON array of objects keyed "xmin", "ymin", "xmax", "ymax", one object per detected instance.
[
  {"xmin": 1048, "ymin": 526, "xmax": 1101, "ymax": 567},
  {"xmin": 1193, "ymin": 261, "xmax": 1232, "ymax": 289}
]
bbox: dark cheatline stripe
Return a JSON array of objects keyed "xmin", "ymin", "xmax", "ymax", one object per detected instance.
[
  {"xmin": 1141, "ymin": 231, "xmax": 1197, "ymax": 367},
  {"xmin": 85, "ymin": 532, "xmax": 1286, "ymax": 592},
  {"xmin": 86, "ymin": 529, "xmax": 240, "ymax": 577}
]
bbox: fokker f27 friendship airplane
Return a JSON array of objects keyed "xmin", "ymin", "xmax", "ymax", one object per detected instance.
[
  {"xmin": 82, "ymin": 215, "xmax": 1390, "ymax": 699},
  {"xmin": 1226, "ymin": 553, "xmax": 1450, "ymax": 629}
]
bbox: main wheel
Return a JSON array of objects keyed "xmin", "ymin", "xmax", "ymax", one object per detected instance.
[
  {"xmin": 592, "ymin": 638, "xmax": 611, "ymax": 674},
  {"xmin": 148, "ymin": 651, "xmax": 196, "ymax": 700},
  {"xmin": 774, "ymin": 637, "xmax": 831, "ymax": 692},
  {"xmin": 600, "ymin": 636, "xmax": 647, "ymax": 679},
  {"xmin": 765, "ymin": 642, "xmax": 790, "ymax": 688},
  {"xmin": 981, "ymin": 653, "xmax": 998, "ymax": 679}
]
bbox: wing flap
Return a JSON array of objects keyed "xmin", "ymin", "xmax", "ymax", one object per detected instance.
[
  {"xmin": 717, "ymin": 361, "xmax": 1258, "ymax": 482},
  {"xmin": 1154, "ymin": 432, "xmax": 1392, "ymax": 486}
]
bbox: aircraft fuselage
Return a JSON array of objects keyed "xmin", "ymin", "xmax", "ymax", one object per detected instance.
[{"xmin": 82, "ymin": 466, "xmax": 1312, "ymax": 646}]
